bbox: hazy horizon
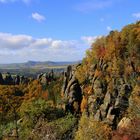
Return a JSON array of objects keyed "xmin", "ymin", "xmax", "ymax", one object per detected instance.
[{"xmin": 0, "ymin": 60, "xmax": 81, "ymax": 64}]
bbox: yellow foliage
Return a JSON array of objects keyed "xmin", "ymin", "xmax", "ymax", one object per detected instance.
[
  {"xmin": 128, "ymin": 84, "xmax": 140, "ymax": 118},
  {"xmin": 73, "ymin": 101, "xmax": 79, "ymax": 113},
  {"xmin": 61, "ymin": 91, "xmax": 64, "ymax": 98},
  {"xmin": 125, "ymin": 65, "xmax": 133, "ymax": 76},
  {"xmin": 83, "ymin": 85, "xmax": 93, "ymax": 95},
  {"xmin": 94, "ymin": 69, "xmax": 102, "ymax": 78},
  {"xmin": 75, "ymin": 64, "xmax": 89, "ymax": 84},
  {"xmin": 75, "ymin": 114, "xmax": 112, "ymax": 140},
  {"xmin": 42, "ymin": 90, "xmax": 48, "ymax": 100},
  {"xmin": 80, "ymin": 96, "xmax": 87, "ymax": 113}
]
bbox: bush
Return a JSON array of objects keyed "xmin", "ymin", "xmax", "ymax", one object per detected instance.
[
  {"xmin": 19, "ymin": 98, "xmax": 65, "ymax": 139},
  {"xmin": 128, "ymin": 84, "xmax": 140, "ymax": 118},
  {"xmin": 75, "ymin": 114, "xmax": 112, "ymax": 140},
  {"xmin": 0, "ymin": 122, "xmax": 20, "ymax": 139},
  {"xmin": 29, "ymin": 114, "xmax": 78, "ymax": 140}
]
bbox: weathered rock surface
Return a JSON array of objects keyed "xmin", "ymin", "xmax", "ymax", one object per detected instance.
[
  {"xmin": 0, "ymin": 72, "xmax": 30, "ymax": 85},
  {"xmin": 85, "ymin": 59, "xmax": 133, "ymax": 128},
  {"xmin": 37, "ymin": 70, "xmax": 54, "ymax": 85},
  {"xmin": 62, "ymin": 65, "xmax": 82, "ymax": 114}
]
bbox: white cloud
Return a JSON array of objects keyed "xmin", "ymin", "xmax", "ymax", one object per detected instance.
[
  {"xmin": 0, "ymin": 33, "xmax": 33, "ymax": 50},
  {"xmin": 107, "ymin": 26, "xmax": 112, "ymax": 31},
  {"xmin": 0, "ymin": 33, "xmax": 79, "ymax": 50},
  {"xmin": 0, "ymin": 32, "xmax": 92, "ymax": 63},
  {"xmin": 32, "ymin": 12, "xmax": 46, "ymax": 22},
  {"xmin": 81, "ymin": 36, "xmax": 102, "ymax": 46},
  {"xmin": 132, "ymin": 12, "xmax": 140, "ymax": 19}
]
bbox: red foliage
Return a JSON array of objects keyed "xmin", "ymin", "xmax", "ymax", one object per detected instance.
[
  {"xmin": 96, "ymin": 46, "xmax": 106, "ymax": 58},
  {"xmin": 112, "ymin": 119, "xmax": 140, "ymax": 140}
]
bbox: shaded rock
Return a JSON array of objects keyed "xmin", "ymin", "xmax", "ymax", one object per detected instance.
[
  {"xmin": 41, "ymin": 73, "xmax": 48, "ymax": 85},
  {"xmin": 106, "ymin": 106, "xmax": 116, "ymax": 125},
  {"xmin": 87, "ymin": 96, "xmax": 101, "ymax": 115},
  {"xmin": 62, "ymin": 65, "xmax": 82, "ymax": 114},
  {"xmin": 37, "ymin": 73, "xmax": 43, "ymax": 80},
  {"xmin": 15, "ymin": 75, "xmax": 20, "ymax": 85},
  {"xmin": 90, "ymin": 64, "xmax": 97, "ymax": 71},
  {"xmin": 3, "ymin": 72, "xmax": 13, "ymax": 85},
  {"xmin": 104, "ymin": 91, "xmax": 112, "ymax": 105},
  {"xmin": 65, "ymin": 76, "xmax": 77, "ymax": 97},
  {"xmin": 20, "ymin": 76, "xmax": 29, "ymax": 85},
  {"xmin": 94, "ymin": 109, "xmax": 102, "ymax": 121},
  {"xmin": 100, "ymin": 103, "xmax": 109, "ymax": 119},
  {"xmin": 0, "ymin": 73, "xmax": 4, "ymax": 84},
  {"xmin": 93, "ymin": 79, "xmax": 103, "ymax": 97}
]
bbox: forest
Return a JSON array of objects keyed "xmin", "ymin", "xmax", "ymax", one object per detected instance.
[{"xmin": 0, "ymin": 21, "xmax": 140, "ymax": 140}]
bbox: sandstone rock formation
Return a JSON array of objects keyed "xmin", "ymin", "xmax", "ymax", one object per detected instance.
[
  {"xmin": 37, "ymin": 70, "xmax": 54, "ymax": 85},
  {"xmin": 85, "ymin": 59, "xmax": 133, "ymax": 128},
  {"xmin": 62, "ymin": 65, "xmax": 82, "ymax": 114},
  {"xmin": 0, "ymin": 72, "xmax": 30, "ymax": 85}
]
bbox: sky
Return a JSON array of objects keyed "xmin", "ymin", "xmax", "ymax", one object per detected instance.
[{"xmin": 0, "ymin": 0, "xmax": 140, "ymax": 63}]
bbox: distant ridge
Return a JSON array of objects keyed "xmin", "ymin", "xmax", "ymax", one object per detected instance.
[{"xmin": 0, "ymin": 60, "xmax": 81, "ymax": 69}]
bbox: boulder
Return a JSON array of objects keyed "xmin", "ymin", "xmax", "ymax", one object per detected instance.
[{"xmin": 117, "ymin": 117, "xmax": 132, "ymax": 130}]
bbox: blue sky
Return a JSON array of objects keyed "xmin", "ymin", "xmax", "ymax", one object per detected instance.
[{"xmin": 0, "ymin": 0, "xmax": 139, "ymax": 63}]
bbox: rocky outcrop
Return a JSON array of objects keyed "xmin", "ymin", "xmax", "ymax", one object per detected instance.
[
  {"xmin": 62, "ymin": 65, "xmax": 82, "ymax": 114},
  {"xmin": 0, "ymin": 73, "xmax": 4, "ymax": 84},
  {"xmin": 3, "ymin": 72, "xmax": 13, "ymax": 85},
  {"xmin": 20, "ymin": 76, "xmax": 30, "ymax": 85},
  {"xmin": 85, "ymin": 59, "xmax": 133, "ymax": 128},
  {"xmin": 0, "ymin": 72, "xmax": 30, "ymax": 85},
  {"xmin": 14, "ymin": 75, "xmax": 20, "ymax": 85},
  {"xmin": 37, "ymin": 70, "xmax": 54, "ymax": 85}
]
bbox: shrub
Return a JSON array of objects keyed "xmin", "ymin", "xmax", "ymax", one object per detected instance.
[
  {"xmin": 80, "ymin": 96, "xmax": 87, "ymax": 113},
  {"xmin": 128, "ymin": 84, "xmax": 140, "ymax": 118},
  {"xmin": 19, "ymin": 98, "xmax": 65, "ymax": 139},
  {"xmin": 29, "ymin": 114, "xmax": 78, "ymax": 140},
  {"xmin": 75, "ymin": 114, "xmax": 112, "ymax": 140}
]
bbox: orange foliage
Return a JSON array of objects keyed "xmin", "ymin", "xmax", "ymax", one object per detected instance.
[
  {"xmin": 94, "ymin": 69, "xmax": 102, "ymax": 78},
  {"xmin": 83, "ymin": 85, "xmax": 93, "ymax": 95},
  {"xmin": 112, "ymin": 119, "xmax": 140, "ymax": 140},
  {"xmin": 23, "ymin": 80, "xmax": 43, "ymax": 100},
  {"xmin": 80, "ymin": 96, "xmax": 87, "ymax": 113},
  {"xmin": 42, "ymin": 90, "xmax": 48, "ymax": 100},
  {"xmin": 96, "ymin": 46, "xmax": 106, "ymax": 58}
]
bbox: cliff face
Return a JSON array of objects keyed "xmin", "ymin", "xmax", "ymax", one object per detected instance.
[
  {"xmin": 63, "ymin": 61, "xmax": 134, "ymax": 128},
  {"xmin": 62, "ymin": 65, "xmax": 82, "ymax": 114},
  {"xmin": 62, "ymin": 21, "xmax": 140, "ymax": 136},
  {"xmin": 85, "ymin": 60, "xmax": 133, "ymax": 128}
]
